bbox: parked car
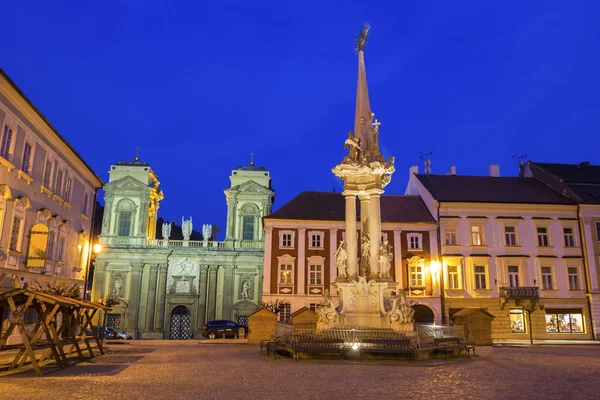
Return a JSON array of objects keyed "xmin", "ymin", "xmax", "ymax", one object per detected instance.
[
  {"xmin": 85, "ymin": 327, "xmax": 119, "ymax": 340},
  {"xmin": 105, "ymin": 327, "xmax": 133, "ymax": 340},
  {"xmin": 203, "ymin": 320, "xmax": 246, "ymax": 339}
]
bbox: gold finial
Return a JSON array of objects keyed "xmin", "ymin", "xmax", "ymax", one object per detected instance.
[
  {"xmin": 134, "ymin": 146, "xmax": 140, "ymax": 162},
  {"xmin": 249, "ymin": 152, "xmax": 255, "ymax": 166},
  {"xmin": 355, "ymin": 22, "xmax": 370, "ymax": 52}
]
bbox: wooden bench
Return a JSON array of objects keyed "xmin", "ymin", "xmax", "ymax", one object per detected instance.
[
  {"xmin": 266, "ymin": 337, "xmax": 289, "ymax": 360},
  {"xmin": 260, "ymin": 335, "xmax": 280, "ymax": 353},
  {"xmin": 293, "ymin": 338, "xmax": 345, "ymax": 360},
  {"xmin": 359, "ymin": 338, "xmax": 415, "ymax": 362},
  {"xmin": 434, "ymin": 337, "xmax": 471, "ymax": 358}
]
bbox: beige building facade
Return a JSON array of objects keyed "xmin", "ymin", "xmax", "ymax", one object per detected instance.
[{"xmin": 0, "ymin": 68, "xmax": 103, "ymax": 344}]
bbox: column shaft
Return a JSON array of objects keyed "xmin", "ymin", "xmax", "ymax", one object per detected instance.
[
  {"xmin": 345, "ymin": 194, "xmax": 358, "ymax": 279},
  {"xmin": 197, "ymin": 266, "xmax": 208, "ymax": 327},
  {"xmin": 154, "ymin": 265, "xmax": 168, "ymax": 331},
  {"xmin": 206, "ymin": 266, "xmax": 218, "ymax": 321},
  {"xmin": 369, "ymin": 193, "xmax": 381, "ymax": 278},
  {"xmin": 145, "ymin": 265, "xmax": 158, "ymax": 332}
]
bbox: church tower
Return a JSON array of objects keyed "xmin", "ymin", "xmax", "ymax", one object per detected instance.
[
  {"xmin": 99, "ymin": 155, "xmax": 163, "ymax": 246},
  {"xmin": 224, "ymin": 155, "xmax": 274, "ymax": 243}
]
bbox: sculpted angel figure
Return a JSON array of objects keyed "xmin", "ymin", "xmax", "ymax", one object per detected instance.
[
  {"xmin": 335, "ymin": 240, "xmax": 348, "ymax": 279},
  {"xmin": 182, "ymin": 217, "xmax": 193, "ymax": 239},
  {"xmin": 344, "ymin": 131, "xmax": 361, "ymax": 163},
  {"xmin": 202, "ymin": 224, "xmax": 212, "ymax": 241},
  {"xmin": 316, "ymin": 289, "xmax": 337, "ymax": 325},
  {"xmin": 162, "ymin": 222, "xmax": 171, "ymax": 239},
  {"xmin": 359, "ymin": 234, "xmax": 370, "ymax": 277}
]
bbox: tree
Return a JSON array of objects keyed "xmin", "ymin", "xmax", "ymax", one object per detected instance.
[
  {"xmin": 28, "ymin": 276, "xmax": 82, "ymax": 299},
  {"xmin": 520, "ymin": 298, "xmax": 544, "ymax": 345},
  {"xmin": 260, "ymin": 299, "xmax": 289, "ymax": 315}
]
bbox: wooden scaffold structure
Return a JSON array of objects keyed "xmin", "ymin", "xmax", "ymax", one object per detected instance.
[{"xmin": 0, "ymin": 288, "xmax": 110, "ymax": 376}]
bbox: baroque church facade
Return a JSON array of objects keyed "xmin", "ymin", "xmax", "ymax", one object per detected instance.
[{"xmin": 91, "ymin": 158, "xmax": 274, "ymax": 339}]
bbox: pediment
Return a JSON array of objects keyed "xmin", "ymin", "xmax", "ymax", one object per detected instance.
[
  {"xmin": 105, "ymin": 176, "xmax": 149, "ymax": 192},
  {"xmin": 226, "ymin": 180, "xmax": 272, "ymax": 195}
]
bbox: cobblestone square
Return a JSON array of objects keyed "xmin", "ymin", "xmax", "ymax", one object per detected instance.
[{"xmin": 1, "ymin": 341, "xmax": 599, "ymax": 400}]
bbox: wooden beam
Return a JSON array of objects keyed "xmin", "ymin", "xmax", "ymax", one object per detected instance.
[{"xmin": 7, "ymin": 296, "xmax": 42, "ymax": 376}]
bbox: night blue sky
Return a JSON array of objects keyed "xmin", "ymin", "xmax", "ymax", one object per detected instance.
[{"xmin": 2, "ymin": 1, "xmax": 600, "ymax": 238}]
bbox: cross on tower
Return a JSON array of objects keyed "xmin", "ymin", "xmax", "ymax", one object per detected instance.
[
  {"xmin": 372, "ymin": 119, "xmax": 381, "ymax": 131},
  {"xmin": 212, "ymin": 224, "xmax": 221, "ymax": 240},
  {"xmin": 249, "ymin": 152, "xmax": 255, "ymax": 166}
]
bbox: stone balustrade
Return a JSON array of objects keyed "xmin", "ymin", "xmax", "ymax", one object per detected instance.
[{"xmin": 98, "ymin": 236, "xmax": 263, "ymax": 251}]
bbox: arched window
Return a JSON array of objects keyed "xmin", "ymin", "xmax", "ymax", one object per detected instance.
[
  {"xmin": 26, "ymin": 223, "xmax": 49, "ymax": 268},
  {"xmin": 8, "ymin": 197, "xmax": 30, "ymax": 251},
  {"xmin": 0, "ymin": 184, "xmax": 11, "ymax": 243},
  {"xmin": 115, "ymin": 199, "xmax": 136, "ymax": 237},
  {"xmin": 240, "ymin": 203, "xmax": 259, "ymax": 241}
]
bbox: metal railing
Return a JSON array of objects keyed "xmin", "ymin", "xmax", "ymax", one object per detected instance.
[{"xmin": 499, "ymin": 286, "xmax": 539, "ymax": 299}]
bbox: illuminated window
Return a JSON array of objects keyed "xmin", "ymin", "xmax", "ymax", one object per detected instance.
[
  {"xmin": 447, "ymin": 265, "xmax": 460, "ymax": 289},
  {"xmin": 279, "ymin": 263, "xmax": 293, "ymax": 285},
  {"xmin": 471, "ymin": 225, "xmax": 483, "ymax": 245},
  {"xmin": 510, "ymin": 309, "xmax": 526, "ymax": 333},
  {"xmin": 545, "ymin": 311, "xmax": 584, "ymax": 333},
  {"xmin": 410, "ymin": 264, "xmax": 423, "ymax": 286},
  {"xmin": 26, "ymin": 224, "xmax": 49, "ymax": 268},
  {"xmin": 309, "ymin": 264, "xmax": 322, "ymax": 285},
  {"xmin": 508, "ymin": 266, "xmax": 520, "ymax": 287}
]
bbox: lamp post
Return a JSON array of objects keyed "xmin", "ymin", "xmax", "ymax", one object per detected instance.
[{"xmin": 83, "ymin": 243, "xmax": 102, "ymax": 301}]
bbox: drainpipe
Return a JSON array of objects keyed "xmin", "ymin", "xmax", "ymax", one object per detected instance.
[{"xmin": 577, "ymin": 205, "xmax": 597, "ymax": 340}]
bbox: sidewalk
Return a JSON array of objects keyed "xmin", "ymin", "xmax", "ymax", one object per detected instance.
[{"xmin": 493, "ymin": 339, "xmax": 600, "ymax": 346}]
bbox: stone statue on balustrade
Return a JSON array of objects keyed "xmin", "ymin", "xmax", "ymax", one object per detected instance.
[
  {"xmin": 181, "ymin": 217, "xmax": 193, "ymax": 240},
  {"xmin": 359, "ymin": 234, "xmax": 370, "ymax": 277},
  {"xmin": 388, "ymin": 290, "xmax": 415, "ymax": 325},
  {"xmin": 202, "ymin": 224, "xmax": 212, "ymax": 241},
  {"xmin": 316, "ymin": 289, "xmax": 338, "ymax": 326},
  {"xmin": 378, "ymin": 240, "xmax": 393, "ymax": 279},
  {"xmin": 162, "ymin": 222, "xmax": 171, "ymax": 240},
  {"xmin": 335, "ymin": 240, "xmax": 348, "ymax": 279}
]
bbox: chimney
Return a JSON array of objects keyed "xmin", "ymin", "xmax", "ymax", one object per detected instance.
[
  {"xmin": 489, "ymin": 164, "xmax": 500, "ymax": 177},
  {"xmin": 447, "ymin": 166, "xmax": 456, "ymax": 175},
  {"xmin": 409, "ymin": 165, "xmax": 419, "ymax": 175}
]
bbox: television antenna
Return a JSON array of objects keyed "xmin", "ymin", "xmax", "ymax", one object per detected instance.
[
  {"xmin": 511, "ymin": 153, "xmax": 529, "ymax": 168},
  {"xmin": 419, "ymin": 148, "xmax": 435, "ymax": 175}
]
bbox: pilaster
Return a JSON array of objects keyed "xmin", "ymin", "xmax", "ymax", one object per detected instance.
[
  {"xmin": 263, "ymin": 227, "xmax": 273, "ymax": 296},
  {"xmin": 582, "ymin": 216, "xmax": 599, "ymax": 292},
  {"xmin": 393, "ymin": 230, "xmax": 402, "ymax": 287},
  {"xmin": 197, "ymin": 265, "xmax": 209, "ymax": 328},
  {"xmin": 206, "ymin": 265, "xmax": 218, "ymax": 321},
  {"xmin": 154, "ymin": 264, "xmax": 168, "ymax": 332},
  {"xmin": 144, "ymin": 264, "xmax": 158, "ymax": 332},
  {"xmin": 215, "ymin": 265, "xmax": 225, "ymax": 319},
  {"xmin": 298, "ymin": 228, "xmax": 306, "ymax": 294}
]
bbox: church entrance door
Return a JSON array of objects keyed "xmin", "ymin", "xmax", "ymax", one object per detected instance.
[{"xmin": 169, "ymin": 305, "xmax": 191, "ymax": 340}]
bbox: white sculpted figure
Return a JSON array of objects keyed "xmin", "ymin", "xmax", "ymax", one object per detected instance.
[
  {"xmin": 316, "ymin": 289, "xmax": 337, "ymax": 325},
  {"xmin": 378, "ymin": 240, "xmax": 393, "ymax": 278},
  {"xmin": 182, "ymin": 216, "xmax": 193, "ymax": 240},
  {"xmin": 240, "ymin": 280, "xmax": 250, "ymax": 300},
  {"xmin": 162, "ymin": 222, "xmax": 171, "ymax": 239},
  {"xmin": 112, "ymin": 279, "xmax": 122, "ymax": 297},
  {"xmin": 335, "ymin": 240, "xmax": 348, "ymax": 279},
  {"xmin": 388, "ymin": 290, "xmax": 415, "ymax": 325},
  {"xmin": 202, "ymin": 224, "xmax": 212, "ymax": 241},
  {"xmin": 359, "ymin": 234, "xmax": 370, "ymax": 277}
]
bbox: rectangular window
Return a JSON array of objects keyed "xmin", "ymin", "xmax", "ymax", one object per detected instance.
[
  {"xmin": 508, "ymin": 266, "xmax": 520, "ymax": 287},
  {"xmin": 447, "ymin": 265, "xmax": 460, "ymax": 289},
  {"xmin": 82, "ymin": 192, "xmax": 89, "ymax": 215},
  {"xmin": 279, "ymin": 303, "xmax": 291, "ymax": 323},
  {"xmin": 510, "ymin": 309, "xmax": 526, "ymax": 333},
  {"xmin": 310, "ymin": 234, "xmax": 322, "ymax": 249},
  {"xmin": 471, "ymin": 225, "xmax": 483, "ymax": 246},
  {"xmin": 537, "ymin": 227, "xmax": 549, "ymax": 247},
  {"xmin": 444, "ymin": 225, "xmax": 457, "ymax": 245},
  {"xmin": 21, "ymin": 142, "xmax": 32, "ymax": 174},
  {"xmin": 47, "ymin": 232, "xmax": 55, "ymax": 260},
  {"xmin": 505, "ymin": 226, "xmax": 517, "ymax": 246},
  {"xmin": 55, "ymin": 169, "xmax": 64, "ymax": 196},
  {"xmin": 279, "ymin": 264, "xmax": 292, "ymax": 284},
  {"xmin": 474, "ymin": 266, "xmax": 487, "ymax": 289},
  {"xmin": 563, "ymin": 227, "xmax": 575, "ymax": 247},
  {"xmin": 309, "ymin": 264, "xmax": 322, "ymax": 285},
  {"xmin": 408, "ymin": 234, "xmax": 422, "ymax": 250},
  {"xmin": 410, "ymin": 265, "xmax": 423, "ymax": 286},
  {"xmin": 56, "ymin": 236, "xmax": 65, "ymax": 262},
  {"xmin": 64, "ymin": 177, "xmax": 73, "ymax": 202},
  {"xmin": 9, "ymin": 217, "xmax": 22, "ymax": 250},
  {"xmin": 568, "ymin": 267, "xmax": 580, "ymax": 290},
  {"xmin": 281, "ymin": 233, "xmax": 292, "ymax": 247},
  {"xmin": 545, "ymin": 312, "xmax": 584, "ymax": 333},
  {"xmin": 43, "ymin": 159, "xmax": 53, "ymax": 187},
  {"xmin": 118, "ymin": 212, "xmax": 132, "ymax": 236},
  {"xmin": 541, "ymin": 266, "xmax": 553, "ymax": 290},
  {"xmin": 242, "ymin": 215, "xmax": 254, "ymax": 240},
  {"xmin": 0, "ymin": 125, "xmax": 13, "ymax": 159}
]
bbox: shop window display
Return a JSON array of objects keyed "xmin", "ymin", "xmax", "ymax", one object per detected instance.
[
  {"xmin": 510, "ymin": 309, "xmax": 526, "ymax": 333},
  {"xmin": 545, "ymin": 312, "xmax": 584, "ymax": 333}
]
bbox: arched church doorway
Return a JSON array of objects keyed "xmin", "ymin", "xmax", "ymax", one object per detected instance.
[
  {"xmin": 169, "ymin": 305, "xmax": 191, "ymax": 340},
  {"xmin": 233, "ymin": 301, "xmax": 258, "ymax": 327},
  {"xmin": 413, "ymin": 304, "xmax": 435, "ymax": 324}
]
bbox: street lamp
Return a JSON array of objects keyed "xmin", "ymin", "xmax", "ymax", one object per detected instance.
[{"xmin": 94, "ymin": 244, "xmax": 102, "ymax": 254}]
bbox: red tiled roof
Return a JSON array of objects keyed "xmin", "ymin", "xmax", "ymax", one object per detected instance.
[
  {"xmin": 266, "ymin": 191, "xmax": 435, "ymax": 223},
  {"xmin": 415, "ymin": 174, "xmax": 575, "ymax": 205}
]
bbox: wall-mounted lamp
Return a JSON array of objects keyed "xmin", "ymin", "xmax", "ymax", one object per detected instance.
[{"xmin": 93, "ymin": 244, "xmax": 102, "ymax": 254}]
